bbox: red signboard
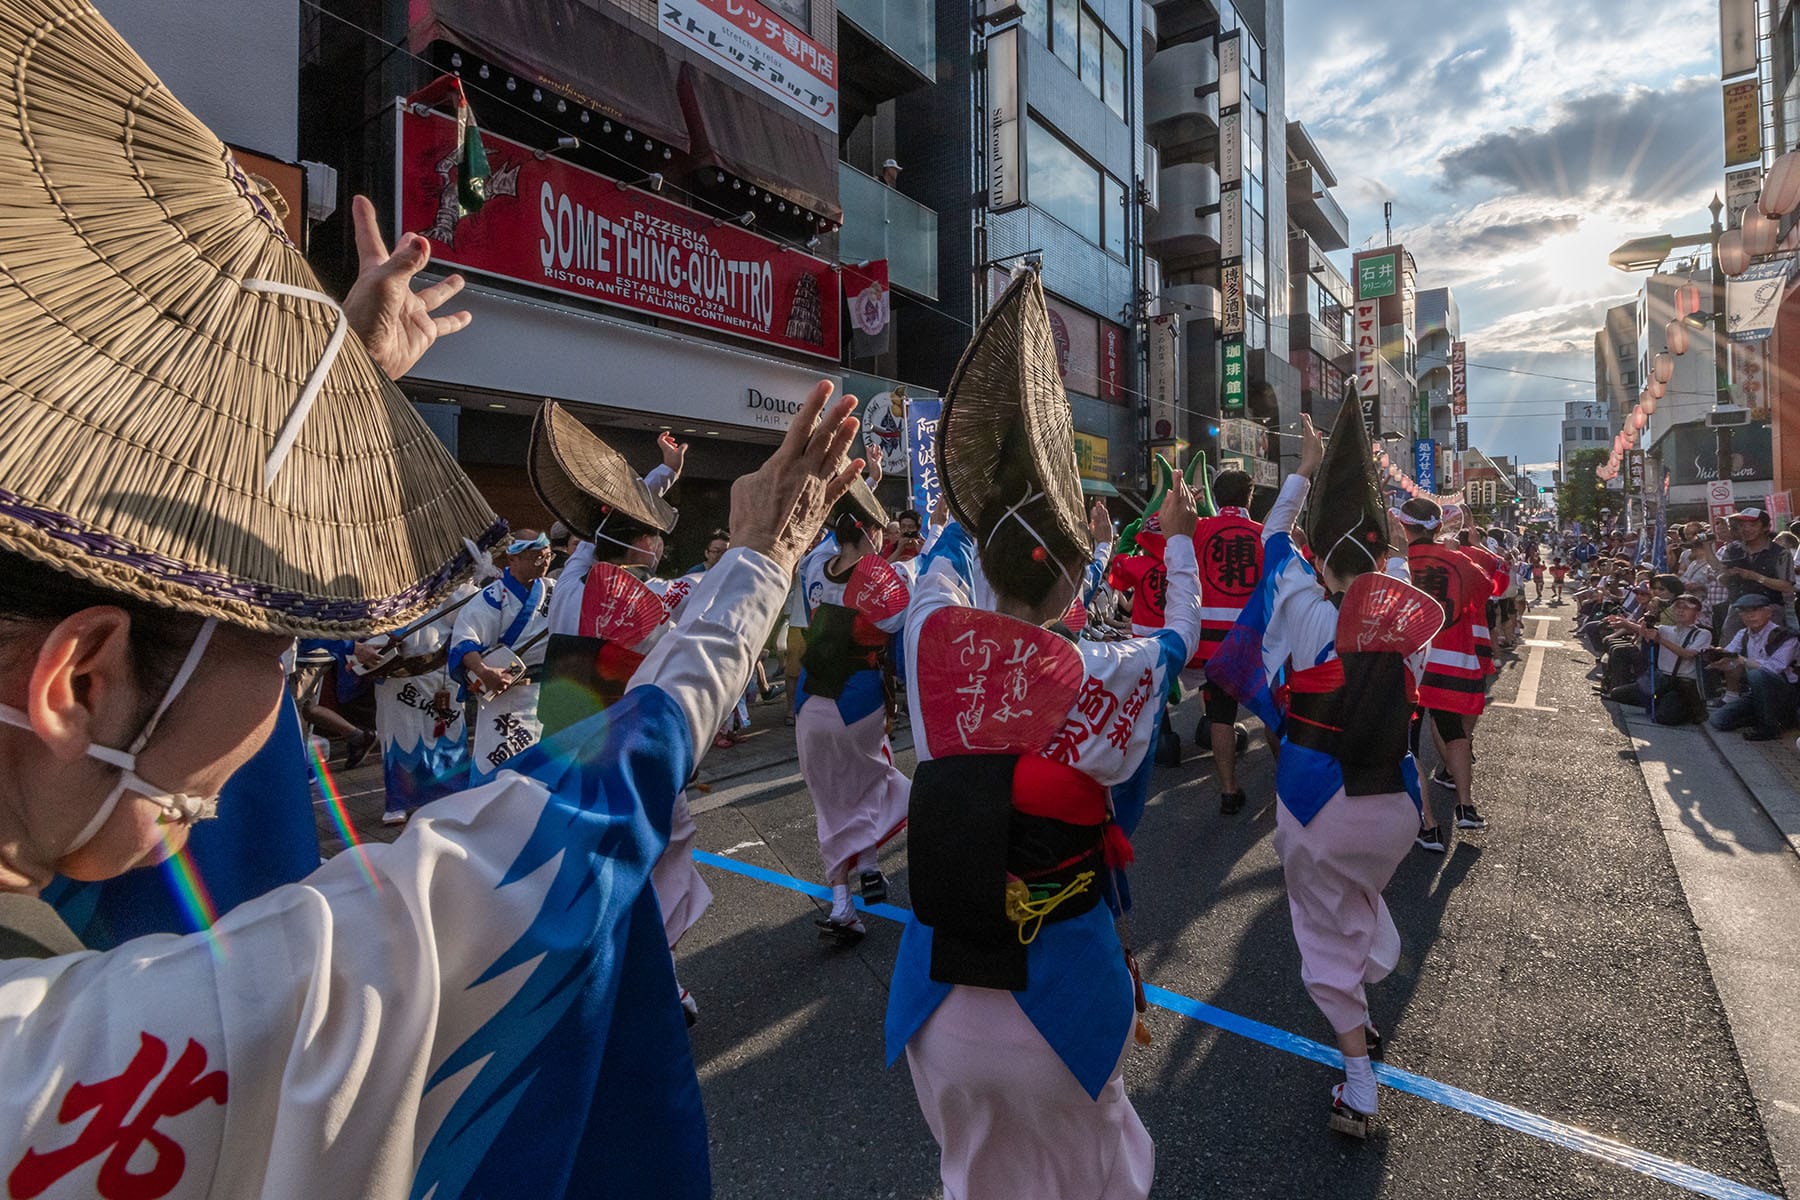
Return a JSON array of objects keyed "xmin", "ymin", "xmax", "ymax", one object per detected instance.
[
  {"xmin": 397, "ymin": 107, "xmax": 840, "ymax": 359},
  {"xmin": 1100, "ymin": 323, "xmax": 1125, "ymax": 402}
]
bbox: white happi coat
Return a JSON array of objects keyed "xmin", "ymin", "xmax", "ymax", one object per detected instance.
[
  {"xmin": 362, "ymin": 583, "xmax": 476, "ymax": 812},
  {"xmin": 0, "ymin": 549, "xmax": 789, "ymax": 1200},
  {"xmin": 452, "ymin": 572, "xmax": 553, "ymax": 782},
  {"xmin": 544, "ymin": 463, "xmax": 677, "ymax": 639}
]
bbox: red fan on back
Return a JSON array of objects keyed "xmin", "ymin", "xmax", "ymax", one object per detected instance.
[
  {"xmin": 915, "ymin": 609, "xmax": 1086, "ymax": 758},
  {"xmin": 578, "ymin": 562, "xmax": 669, "ymax": 650},
  {"xmin": 1336, "ymin": 573, "xmax": 1443, "ymax": 658}
]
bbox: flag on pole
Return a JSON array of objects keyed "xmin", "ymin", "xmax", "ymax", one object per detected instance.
[{"xmin": 408, "ymin": 74, "xmax": 490, "ymax": 219}]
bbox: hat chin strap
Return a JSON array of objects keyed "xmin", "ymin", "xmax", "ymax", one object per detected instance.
[
  {"xmin": 243, "ymin": 280, "xmax": 350, "ymax": 487},
  {"xmin": 0, "ymin": 618, "xmax": 220, "ymax": 858},
  {"xmin": 996, "ymin": 487, "xmax": 1081, "ymax": 604}
]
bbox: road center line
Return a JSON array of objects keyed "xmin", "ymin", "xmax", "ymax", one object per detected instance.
[
  {"xmin": 1496, "ymin": 614, "xmax": 1559, "ymax": 712},
  {"xmin": 692, "ymin": 849, "xmax": 1780, "ymax": 1200}
]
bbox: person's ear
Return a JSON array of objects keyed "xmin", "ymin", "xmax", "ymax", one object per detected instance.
[{"xmin": 26, "ymin": 607, "xmax": 137, "ymax": 762}]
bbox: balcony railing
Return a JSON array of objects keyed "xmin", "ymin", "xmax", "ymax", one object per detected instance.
[
  {"xmin": 1287, "ymin": 162, "xmax": 1348, "ymax": 252},
  {"xmin": 838, "ymin": 0, "xmax": 935, "ymax": 80},
  {"xmin": 838, "ymin": 163, "xmax": 939, "ymax": 300}
]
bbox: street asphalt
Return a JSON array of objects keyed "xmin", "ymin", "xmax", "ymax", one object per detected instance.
[{"xmin": 313, "ymin": 605, "xmax": 1793, "ymax": 1199}]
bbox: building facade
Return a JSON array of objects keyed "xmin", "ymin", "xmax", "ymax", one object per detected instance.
[{"xmin": 1285, "ymin": 119, "xmax": 1351, "ymax": 435}]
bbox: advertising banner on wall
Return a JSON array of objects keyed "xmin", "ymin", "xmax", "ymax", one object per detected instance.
[
  {"xmin": 1100, "ymin": 323, "xmax": 1125, "ymax": 401},
  {"xmin": 1666, "ymin": 420, "xmax": 1773, "ymax": 486},
  {"xmin": 1074, "ymin": 432, "xmax": 1110, "ymax": 482},
  {"xmin": 660, "ymin": 0, "xmax": 838, "ymax": 129},
  {"xmin": 1414, "ymin": 438, "xmax": 1437, "ymax": 493},
  {"xmin": 1721, "ymin": 0, "xmax": 1759, "ymax": 79},
  {"xmin": 1450, "ymin": 340, "xmax": 1467, "ymax": 414},
  {"xmin": 987, "ymin": 26, "xmax": 1024, "ymax": 210},
  {"xmin": 1727, "ymin": 167, "xmax": 1763, "ymax": 229},
  {"xmin": 1219, "ymin": 110, "xmax": 1241, "ymax": 184},
  {"xmin": 906, "ymin": 397, "xmax": 944, "ymax": 518},
  {"xmin": 398, "ymin": 107, "xmax": 841, "ymax": 359},
  {"xmin": 1148, "ymin": 313, "xmax": 1180, "ymax": 440}
]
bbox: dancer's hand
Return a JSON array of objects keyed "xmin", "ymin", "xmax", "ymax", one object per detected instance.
[
  {"xmin": 1157, "ymin": 476, "xmax": 1198, "ymax": 539},
  {"xmin": 342, "ymin": 195, "xmax": 471, "ymax": 379},
  {"xmin": 1297, "ymin": 414, "xmax": 1324, "ymax": 480},
  {"xmin": 731, "ymin": 381, "xmax": 862, "ymax": 573}
]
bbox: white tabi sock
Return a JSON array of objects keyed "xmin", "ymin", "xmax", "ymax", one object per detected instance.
[
  {"xmin": 831, "ymin": 883, "xmax": 854, "ymax": 922},
  {"xmin": 1340, "ymin": 1055, "xmax": 1378, "ymax": 1115}
]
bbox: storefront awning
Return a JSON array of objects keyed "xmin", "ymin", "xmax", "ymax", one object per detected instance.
[
  {"xmin": 408, "ymin": 0, "xmax": 690, "ymax": 154},
  {"xmin": 677, "ymin": 63, "xmax": 842, "ymax": 224}
]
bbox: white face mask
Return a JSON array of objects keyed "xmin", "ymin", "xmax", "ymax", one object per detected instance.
[{"xmin": 0, "ymin": 618, "xmax": 220, "ymax": 857}]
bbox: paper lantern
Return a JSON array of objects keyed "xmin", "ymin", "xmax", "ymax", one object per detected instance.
[
  {"xmin": 1719, "ymin": 229, "xmax": 1750, "ymax": 276},
  {"xmin": 1653, "ymin": 353, "xmax": 1674, "ymax": 384},
  {"xmin": 1633, "ymin": 411, "xmax": 1647, "ymax": 431},
  {"xmin": 1642, "ymin": 393, "xmax": 1657, "ymax": 415},
  {"xmin": 1667, "ymin": 319, "xmax": 1690, "ymax": 356},
  {"xmin": 1744, "ymin": 207, "xmax": 1781, "ymax": 257},
  {"xmin": 1649, "ymin": 377, "xmax": 1666, "ymax": 400},
  {"xmin": 1675, "ymin": 285, "xmax": 1703, "ymax": 318},
  {"xmin": 1761, "ymin": 151, "xmax": 1800, "ymax": 216}
]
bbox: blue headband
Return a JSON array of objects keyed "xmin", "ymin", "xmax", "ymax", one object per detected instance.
[{"xmin": 507, "ymin": 533, "xmax": 551, "ymax": 554}]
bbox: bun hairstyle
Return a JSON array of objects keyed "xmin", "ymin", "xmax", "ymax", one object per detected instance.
[
  {"xmin": 832, "ymin": 510, "xmax": 867, "ymax": 548},
  {"xmin": 976, "ymin": 424, "xmax": 1083, "ymax": 609}
]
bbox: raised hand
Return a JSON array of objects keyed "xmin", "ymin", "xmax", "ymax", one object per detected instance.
[
  {"xmin": 1296, "ymin": 414, "xmax": 1324, "ymax": 480},
  {"xmin": 1157, "ymin": 475, "xmax": 1199, "ymax": 539},
  {"xmin": 659, "ymin": 431, "xmax": 688, "ymax": 476},
  {"xmin": 730, "ymin": 381, "xmax": 863, "ymax": 573},
  {"xmin": 342, "ymin": 195, "xmax": 472, "ymax": 380}
]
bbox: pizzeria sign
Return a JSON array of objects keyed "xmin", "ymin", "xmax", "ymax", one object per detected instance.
[{"xmin": 396, "ymin": 105, "xmax": 841, "ymax": 359}]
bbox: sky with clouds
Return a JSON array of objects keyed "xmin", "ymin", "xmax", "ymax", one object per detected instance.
[{"xmin": 1285, "ymin": 0, "xmax": 1727, "ymax": 469}]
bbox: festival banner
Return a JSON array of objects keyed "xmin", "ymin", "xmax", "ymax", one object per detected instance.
[
  {"xmin": 397, "ymin": 106, "xmax": 841, "ymax": 359},
  {"xmin": 906, "ymin": 397, "xmax": 944, "ymax": 518},
  {"xmin": 1414, "ymin": 438, "xmax": 1437, "ymax": 493}
]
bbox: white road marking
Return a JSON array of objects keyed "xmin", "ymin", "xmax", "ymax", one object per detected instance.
[
  {"xmin": 718, "ymin": 840, "xmax": 764, "ymax": 856},
  {"xmin": 1496, "ymin": 614, "xmax": 1561, "ymax": 713}
]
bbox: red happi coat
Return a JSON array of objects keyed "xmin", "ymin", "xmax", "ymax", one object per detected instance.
[
  {"xmin": 1190, "ymin": 508, "xmax": 1263, "ymax": 668},
  {"xmin": 1456, "ymin": 542, "xmax": 1506, "ymax": 676},
  {"xmin": 1407, "ymin": 541, "xmax": 1491, "ymax": 714},
  {"xmin": 1107, "ymin": 530, "xmax": 1169, "ymax": 636}
]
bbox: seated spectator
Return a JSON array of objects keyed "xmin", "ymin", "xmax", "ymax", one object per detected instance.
[
  {"xmin": 1708, "ymin": 594, "xmax": 1800, "ymax": 741},
  {"xmin": 1607, "ymin": 595, "xmax": 1712, "ymax": 725}
]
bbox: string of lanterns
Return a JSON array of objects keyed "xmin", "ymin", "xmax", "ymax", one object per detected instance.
[
  {"xmin": 1372, "ymin": 443, "xmax": 1459, "ymax": 504},
  {"xmin": 1591, "ymin": 151, "xmax": 1788, "ymax": 488}
]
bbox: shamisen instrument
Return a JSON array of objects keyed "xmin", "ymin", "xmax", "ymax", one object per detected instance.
[
  {"xmin": 475, "ymin": 628, "xmax": 551, "ymax": 694},
  {"xmin": 349, "ymin": 590, "xmax": 483, "ymax": 677}
]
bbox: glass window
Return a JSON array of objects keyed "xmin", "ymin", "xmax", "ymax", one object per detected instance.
[
  {"xmin": 1051, "ymin": 0, "xmax": 1079, "ymax": 71},
  {"xmin": 1078, "ymin": 9, "xmax": 1102, "ymax": 98},
  {"xmin": 1103, "ymin": 31, "xmax": 1125, "ymax": 118},
  {"xmin": 1243, "ymin": 32, "xmax": 1263, "ymax": 80},
  {"xmin": 1023, "ymin": 0, "xmax": 1047, "ymax": 45},
  {"xmin": 1027, "ymin": 118, "xmax": 1100, "ymax": 243},
  {"xmin": 755, "ymin": 0, "xmax": 809, "ymax": 33},
  {"xmin": 1103, "ymin": 173, "xmax": 1126, "ymax": 257}
]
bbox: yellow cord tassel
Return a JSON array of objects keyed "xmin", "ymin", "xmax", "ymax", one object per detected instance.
[{"xmin": 1004, "ymin": 871, "xmax": 1097, "ymax": 945}]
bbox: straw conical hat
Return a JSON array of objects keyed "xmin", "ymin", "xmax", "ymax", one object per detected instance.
[
  {"xmin": 529, "ymin": 402, "xmax": 677, "ymax": 538},
  {"xmin": 937, "ymin": 270, "xmax": 1089, "ymax": 562},
  {"xmin": 0, "ymin": 0, "xmax": 503, "ymax": 635},
  {"xmin": 1303, "ymin": 381, "xmax": 1388, "ymax": 567},
  {"xmin": 834, "ymin": 474, "xmax": 888, "ymax": 531}
]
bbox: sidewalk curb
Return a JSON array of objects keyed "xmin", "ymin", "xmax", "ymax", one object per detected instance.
[{"xmin": 1699, "ymin": 721, "xmax": 1800, "ymax": 861}]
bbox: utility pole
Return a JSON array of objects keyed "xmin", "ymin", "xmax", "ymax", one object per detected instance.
[{"xmin": 1708, "ymin": 194, "xmax": 1735, "ymax": 491}]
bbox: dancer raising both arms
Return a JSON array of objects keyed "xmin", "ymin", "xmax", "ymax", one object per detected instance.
[
  {"xmin": 888, "ymin": 270, "xmax": 1201, "ymax": 1198},
  {"xmin": 1212, "ymin": 398, "xmax": 1441, "ymax": 1137}
]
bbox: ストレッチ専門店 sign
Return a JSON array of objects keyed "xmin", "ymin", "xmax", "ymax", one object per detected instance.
[{"xmin": 398, "ymin": 107, "xmax": 840, "ymax": 360}]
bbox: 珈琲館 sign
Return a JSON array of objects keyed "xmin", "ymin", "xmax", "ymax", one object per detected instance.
[{"xmin": 397, "ymin": 106, "xmax": 841, "ymax": 360}]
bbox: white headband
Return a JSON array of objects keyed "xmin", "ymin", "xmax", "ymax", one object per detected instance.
[{"xmin": 1391, "ymin": 506, "xmax": 1441, "ymax": 530}]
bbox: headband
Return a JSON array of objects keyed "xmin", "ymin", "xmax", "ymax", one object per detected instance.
[
  {"xmin": 507, "ymin": 533, "xmax": 551, "ymax": 554},
  {"xmin": 1391, "ymin": 506, "xmax": 1441, "ymax": 531}
]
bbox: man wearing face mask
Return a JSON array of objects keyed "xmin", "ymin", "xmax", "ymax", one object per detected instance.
[{"xmin": 0, "ymin": 6, "xmax": 865, "ymax": 1195}]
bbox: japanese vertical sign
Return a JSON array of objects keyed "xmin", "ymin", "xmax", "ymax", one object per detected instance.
[
  {"xmin": 1723, "ymin": 79, "xmax": 1763, "ymax": 167},
  {"xmin": 1450, "ymin": 341, "xmax": 1468, "ymax": 415},
  {"xmin": 906, "ymin": 397, "xmax": 944, "ymax": 518},
  {"xmin": 1414, "ymin": 438, "xmax": 1437, "ymax": 494},
  {"xmin": 659, "ymin": 0, "xmax": 837, "ymax": 130},
  {"xmin": 1455, "ymin": 420, "xmax": 1469, "ymax": 453},
  {"xmin": 1221, "ymin": 263, "xmax": 1244, "ymax": 337},
  {"xmin": 1721, "ymin": 0, "xmax": 1759, "ymax": 77},
  {"xmin": 1354, "ymin": 298, "xmax": 1380, "ymax": 438},
  {"xmin": 1415, "ymin": 389, "xmax": 1430, "ymax": 439},
  {"xmin": 987, "ymin": 27, "xmax": 1024, "ymax": 210},
  {"xmin": 1148, "ymin": 313, "xmax": 1180, "ymax": 440},
  {"xmin": 1222, "ymin": 340, "xmax": 1246, "ymax": 413}
]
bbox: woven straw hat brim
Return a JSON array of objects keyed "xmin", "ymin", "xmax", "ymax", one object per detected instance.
[
  {"xmin": 0, "ymin": 0, "xmax": 504, "ymax": 636},
  {"xmin": 530, "ymin": 402, "xmax": 677, "ymax": 537},
  {"xmin": 937, "ymin": 270, "xmax": 1089, "ymax": 558},
  {"xmin": 836, "ymin": 474, "xmax": 888, "ymax": 530}
]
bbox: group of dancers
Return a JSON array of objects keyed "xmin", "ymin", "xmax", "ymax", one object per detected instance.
[{"xmin": 0, "ymin": 4, "xmax": 1524, "ymax": 1196}]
